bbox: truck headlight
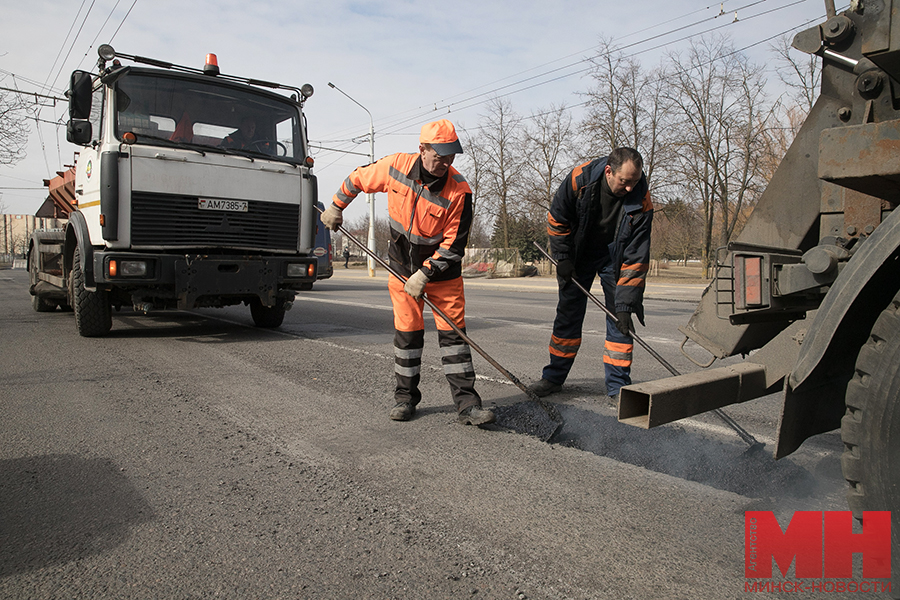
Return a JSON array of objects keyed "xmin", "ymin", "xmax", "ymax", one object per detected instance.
[
  {"xmin": 109, "ymin": 259, "xmax": 149, "ymax": 277},
  {"xmin": 121, "ymin": 261, "xmax": 148, "ymax": 277},
  {"xmin": 287, "ymin": 263, "xmax": 307, "ymax": 278}
]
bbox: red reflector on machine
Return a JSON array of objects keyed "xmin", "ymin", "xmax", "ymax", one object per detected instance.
[
  {"xmin": 734, "ymin": 255, "xmax": 764, "ymax": 310},
  {"xmin": 744, "ymin": 257, "xmax": 762, "ymax": 306}
]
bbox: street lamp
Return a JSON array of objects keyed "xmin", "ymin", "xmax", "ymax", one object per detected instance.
[{"xmin": 327, "ymin": 82, "xmax": 376, "ymax": 278}]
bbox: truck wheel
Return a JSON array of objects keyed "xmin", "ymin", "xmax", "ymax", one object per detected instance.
[
  {"xmin": 250, "ymin": 299, "xmax": 286, "ymax": 328},
  {"xmin": 30, "ymin": 255, "xmax": 57, "ymax": 312},
  {"xmin": 841, "ymin": 288, "xmax": 899, "ymax": 582},
  {"xmin": 70, "ymin": 246, "xmax": 112, "ymax": 337}
]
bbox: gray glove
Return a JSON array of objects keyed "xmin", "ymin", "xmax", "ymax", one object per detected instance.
[
  {"xmin": 321, "ymin": 204, "xmax": 343, "ymax": 231},
  {"xmin": 404, "ymin": 270, "xmax": 429, "ymax": 300}
]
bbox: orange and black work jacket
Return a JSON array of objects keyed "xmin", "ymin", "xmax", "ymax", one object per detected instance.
[
  {"xmin": 331, "ymin": 153, "xmax": 474, "ymax": 281},
  {"xmin": 547, "ymin": 156, "xmax": 653, "ymax": 320}
]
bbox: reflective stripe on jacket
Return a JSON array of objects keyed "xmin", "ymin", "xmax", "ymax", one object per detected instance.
[
  {"xmin": 331, "ymin": 153, "xmax": 473, "ymax": 281},
  {"xmin": 546, "ymin": 156, "xmax": 654, "ymax": 317}
]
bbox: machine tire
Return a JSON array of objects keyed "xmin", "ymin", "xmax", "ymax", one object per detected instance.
[
  {"xmin": 250, "ymin": 298, "xmax": 286, "ymax": 328},
  {"xmin": 71, "ymin": 246, "xmax": 112, "ymax": 337},
  {"xmin": 841, "ymin": 288, "xmax": 899, "ymax": 589},
  {"xmin": 29, "ymin": 255, "xmax": 57, "ymax": 312}
]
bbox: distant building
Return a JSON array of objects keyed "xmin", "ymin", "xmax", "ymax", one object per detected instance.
[
  {"xmin": 1, "ymin": 167, "xmax": 73, "ymax": 261},
  {"xmin": 1, "ymin": 214, "xmax": 66, "ymax": 259}
]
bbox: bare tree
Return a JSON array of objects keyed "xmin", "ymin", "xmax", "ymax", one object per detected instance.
[
  {"xmin": 521, "ymin": 103, "xmax": 576, "ymax": 218},
  {"xmin": 759, "ymin": 35, "xmax": 821, "ymax": 182},
  {"xmin": 651, "ymin": 195, "xmax": 703, "ymax": 265},
  {"xmin": 581, "ymin": 39, "xmax": 645, "ymax": 155},
  {"xmin": 0, "ymin": 90, "xmax": 30, "ymax": 165},
  {"xmin": 579, "ymin": 40, "xmax": 676, "ymax": 214},
  {"xmin": 771, "ymin": 33, "xmax": 820, "ymax": 114},
  {"xmin": 469, "ymin": 97, "xmax": 526, "ymax": 250},
  {"xmin": 662, "ymin": 35, "xmax": 777, "ymax": 276},
  {"xmin": 457, "ymin": 129, "xmax": 493, "ymax": 248}
]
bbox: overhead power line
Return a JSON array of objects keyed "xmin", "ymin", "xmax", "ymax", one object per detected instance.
[
  {"xmin": 42, "ymin": 0, "xmax": 89, "ymax": 95},
  {"xmin": 326, "ymin": 0, "xmax": 768, "ymax": 144},
  {"xmin": 375, "ymin": 0, "xmax": 813, "ymax": 140},
  {"xmin": 47, "ymin": 0, "xmax": 97, "ymax": 94},
  {"xmin": 315, "ymin": 0, "xmax": 823, "ymax": 163}
]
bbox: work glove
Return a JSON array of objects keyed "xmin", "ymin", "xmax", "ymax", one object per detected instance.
[
  {"xmin": 404, "ymin": 269, "xmax": 430, "ymax": 300},
  {"xmin": 321, "ymin": 204, "xmax": 343, "ymax": 231},
  {"xmin": 556, "ymin": 259, "xmax": 575, "ymax": 282},
  {"xmin": 615, "ymin": 311, "xmax": 634, "ymax": 336}
]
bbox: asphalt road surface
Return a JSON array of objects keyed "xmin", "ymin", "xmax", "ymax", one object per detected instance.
[{"xmin": 0, "ymin": 268, "xmax": 884, "ymax": 599}]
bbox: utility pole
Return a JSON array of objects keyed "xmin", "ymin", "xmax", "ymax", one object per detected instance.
[{"xmin": 327, "ymin": 82, "xmax": 377, "ymax": 277}]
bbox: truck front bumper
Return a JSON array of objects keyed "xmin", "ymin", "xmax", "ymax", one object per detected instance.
[{"xmin": 92, "ymin": 252, "xmax": 317, "ymax": 309}]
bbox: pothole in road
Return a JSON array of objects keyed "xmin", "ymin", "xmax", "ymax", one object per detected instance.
[{"xmin": 489, "ymin": 400, "xmax": 840, "ymax": 502}]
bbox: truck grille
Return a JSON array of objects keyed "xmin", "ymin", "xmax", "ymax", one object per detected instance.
[{"xmin": 131, "ymin": 193, "xmax": 299, "ymax": 250}]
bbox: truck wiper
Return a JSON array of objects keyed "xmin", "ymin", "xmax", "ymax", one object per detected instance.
[
  {"xmin": 208, "ymin": 145, "xmax": 255, "ymax": 162},
  {"xmin": 132, "ymin": 133, "xmax": 206, "ymax": 156}
]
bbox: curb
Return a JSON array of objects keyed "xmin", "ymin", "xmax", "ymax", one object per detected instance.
[{"xmin": 326, "ymin": 268, "xmax": 707, "ymax": 303}]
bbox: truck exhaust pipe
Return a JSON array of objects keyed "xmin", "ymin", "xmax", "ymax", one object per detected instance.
[{"xmin": 618, "ymin": 363, "xmax": 769, "ymax": 429}]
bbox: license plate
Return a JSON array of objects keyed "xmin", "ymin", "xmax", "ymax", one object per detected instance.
[{"xmin": 198, "ymin": 198, "xmax": 248, "ymax": 213}]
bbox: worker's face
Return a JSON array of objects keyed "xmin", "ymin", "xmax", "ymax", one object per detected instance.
[
  {"xmin": 420, "ymin": 144, "xmax": 455, "ymax": 178},
  {"xmin": 605, "ymin": 161, "xmax": 642, "ymax": 197}
]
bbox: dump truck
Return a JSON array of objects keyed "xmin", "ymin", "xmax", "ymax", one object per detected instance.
[
  {"xmin": 618, "ymin": 0, "xmax": 897, "ymax": 580},
  {"xmin": 27, "ymin": 44, "xmax": 319, "ymax": 335}
]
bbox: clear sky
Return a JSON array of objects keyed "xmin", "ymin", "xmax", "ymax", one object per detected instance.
[{"xmin": 1, "ymin": 0, "xmax": 834, "ymax": 223}]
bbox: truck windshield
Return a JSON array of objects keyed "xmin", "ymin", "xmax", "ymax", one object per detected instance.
[{"xmin": 113, "ymin": 73, "xmax": 306, "ymax": 163}]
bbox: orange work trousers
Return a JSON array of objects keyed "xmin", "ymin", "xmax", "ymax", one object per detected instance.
[{"xmin": 388, "ymin": 276, "xmax": 480, "ymax": 412}]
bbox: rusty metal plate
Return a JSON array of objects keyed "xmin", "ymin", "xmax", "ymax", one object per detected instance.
[{"xmin": 819, "ymin": 121, "xmax": 900, "ymax": 202}]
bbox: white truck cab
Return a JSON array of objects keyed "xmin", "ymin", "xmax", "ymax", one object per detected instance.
[{"xmin": 56, "ymin": 45, "xmax": 319, "ymax": 335}]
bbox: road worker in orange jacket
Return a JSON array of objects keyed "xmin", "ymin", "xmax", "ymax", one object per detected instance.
[{"xmin": 320, "ymin": 119, "xmax": 495, "ymax": 426}]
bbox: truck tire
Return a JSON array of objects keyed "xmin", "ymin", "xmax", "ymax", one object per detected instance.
[
  {"xmin": 30, "ymin": 255, "xmax": 57, "ymax": 312},
  {"xmin": 70, "ymin": 246, "xmax": 112, "ymax": 337},
  {"xmin": 250, "ymin": 298, "xmax": 286, "ymax": 328},
  {"xmin": 841, "ymin": 288, "xmax": 899, "ymax": 586}
]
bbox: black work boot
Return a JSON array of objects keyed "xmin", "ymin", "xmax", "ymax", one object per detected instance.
[
  {"xmin": 390, "ymin": 402, "xmax": 415, "ymax": 421},
  {"xmin": 527, "ymin": 378, "xmax": 562, "ymax": 397},
  {"xmin": 458, "ymin": 405, "xmax": 495, "ymax": 426}
]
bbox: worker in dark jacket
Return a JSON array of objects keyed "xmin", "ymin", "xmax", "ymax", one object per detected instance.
[
  {"xmin": 529, "ymin": 147, "xmax": 653, "ymax": 399},
  {"xmin": 320, "ymin": 119, "xmax": 494, "ymax": 427}
]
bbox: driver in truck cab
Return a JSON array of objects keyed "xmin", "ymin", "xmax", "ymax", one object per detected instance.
[{"xmin": 222, "ymin": 116, "xmax": 258, "ymax": 149}]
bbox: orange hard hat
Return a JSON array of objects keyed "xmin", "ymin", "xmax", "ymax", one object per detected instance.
[{"xmin": 420, "ymin": 119, "xmax": 463, "ymax": 155}]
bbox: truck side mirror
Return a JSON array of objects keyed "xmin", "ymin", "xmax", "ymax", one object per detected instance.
[
  {"xmin": 66, "ymin": 120, "xmax": 92, "ymax": 145},
  {"xmin": 68, "ymin": 70, "xmax": 93, "ymax": 120}
]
